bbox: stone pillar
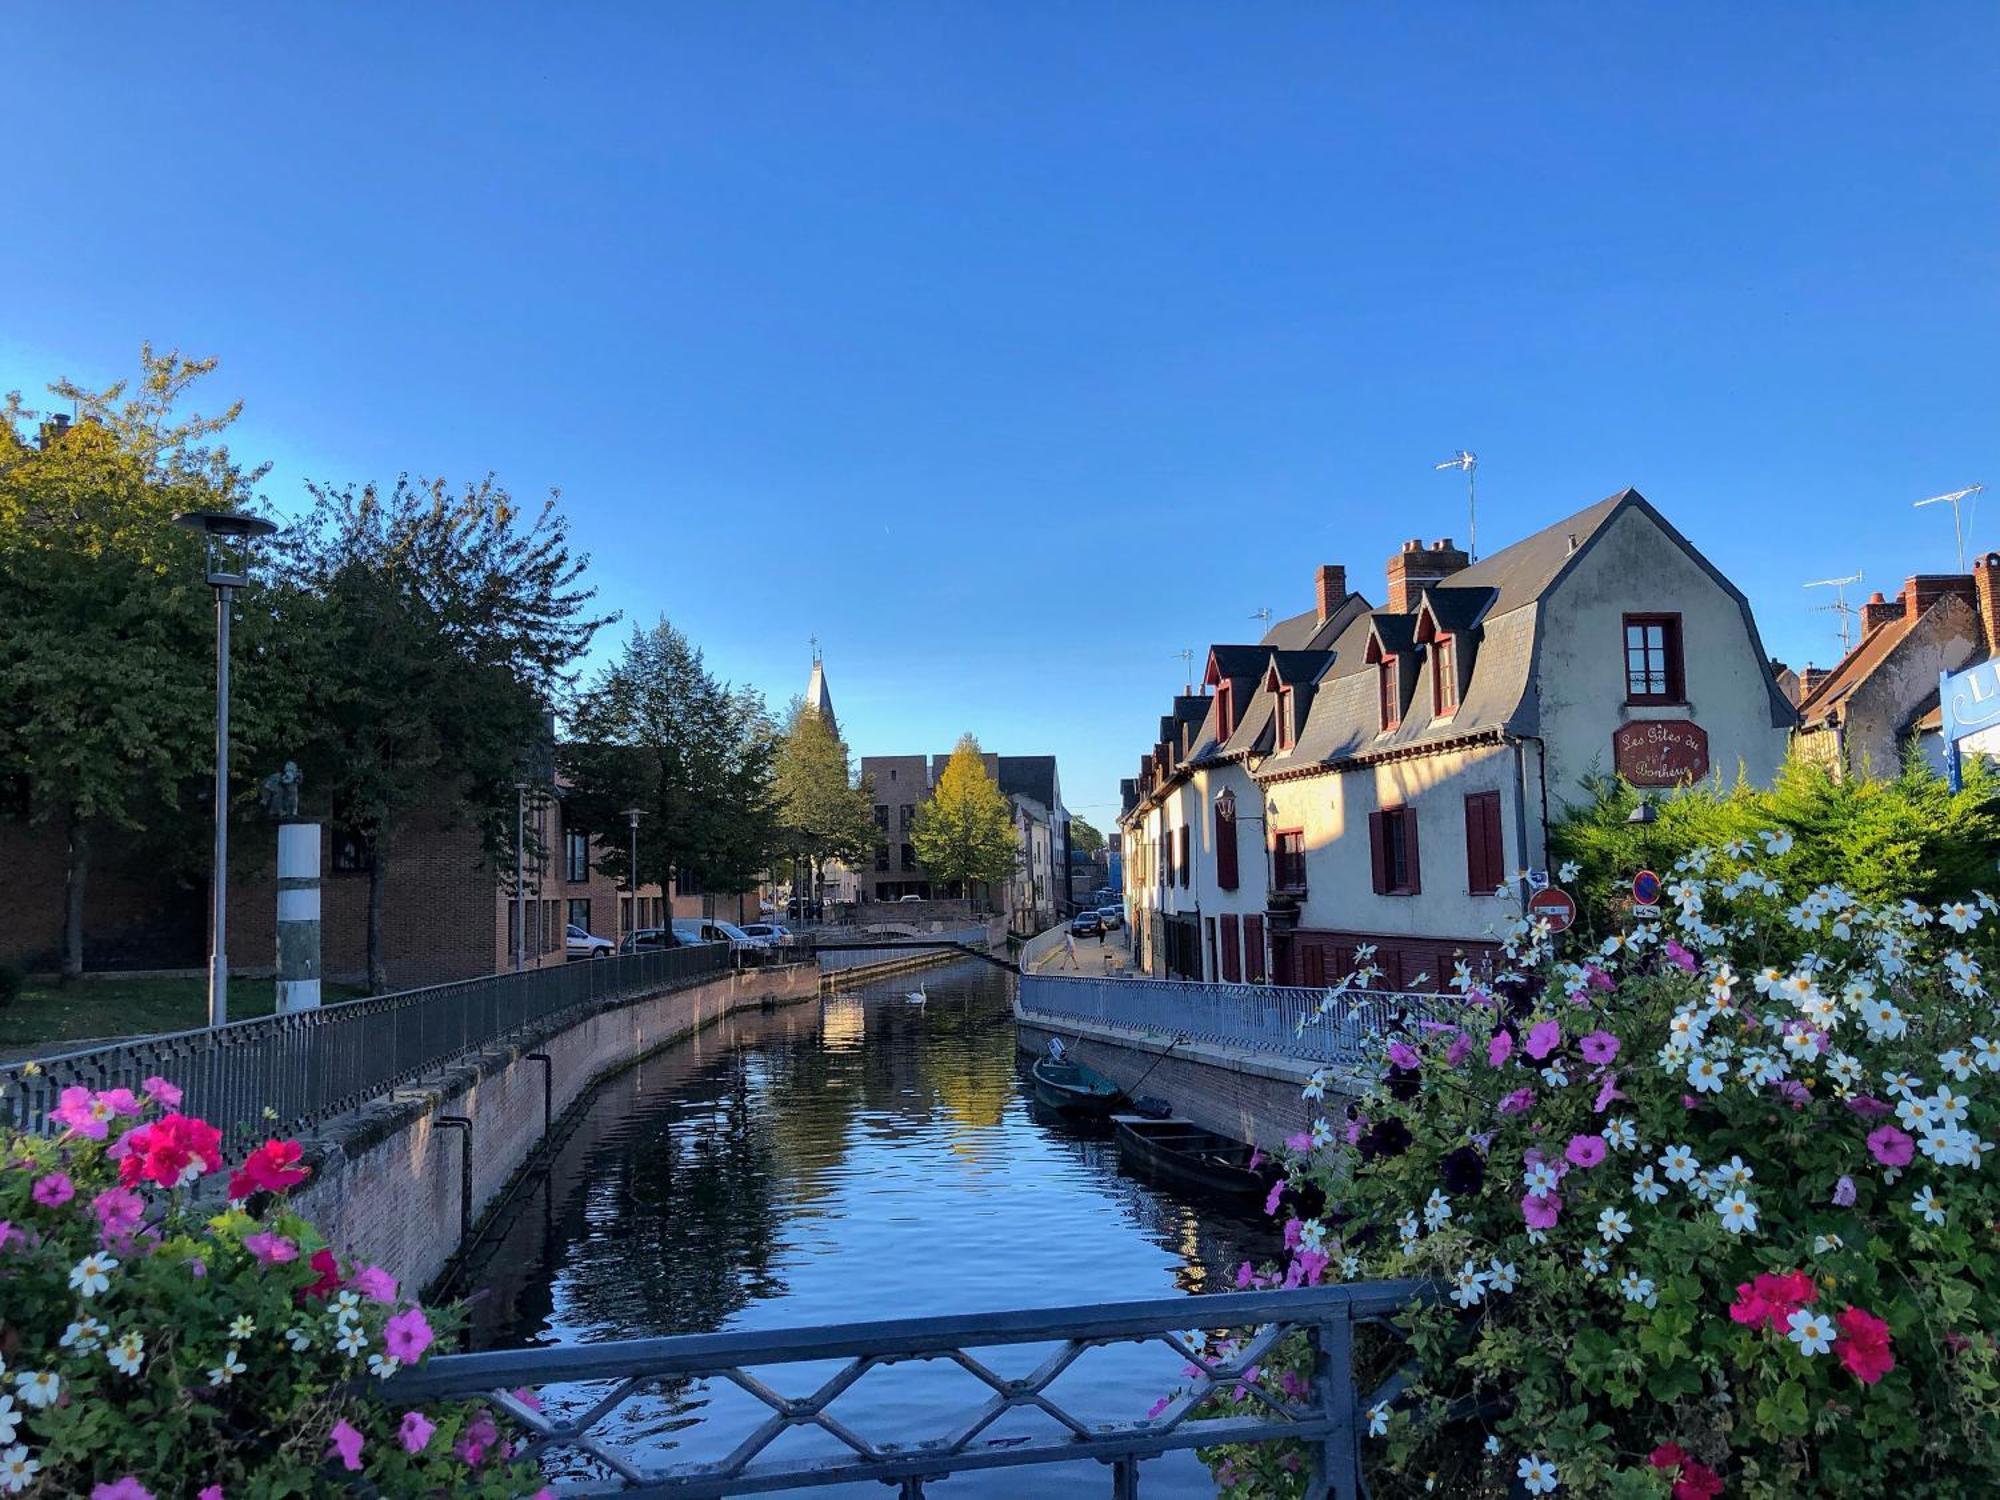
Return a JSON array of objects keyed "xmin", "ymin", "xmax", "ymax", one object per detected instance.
[{"xmin": 276, "ymin": 821, "xmax": 322, "ymax": 1012}]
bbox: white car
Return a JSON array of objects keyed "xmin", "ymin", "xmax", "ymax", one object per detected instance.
[
  {"xmin": 738, "ymin": 922, "xmax": 792, "ymax": 947},
  {"xmin": 671, "ymin": 918, "xmax": 767, "ymax": 953},
  {"xmin": 566, "ymin": 923, "xmax": 614, "ymax": 959}
]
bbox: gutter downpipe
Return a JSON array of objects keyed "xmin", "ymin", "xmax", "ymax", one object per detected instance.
[{"xmin": 1505, "ymin": 733, "xmax": 1550, "ymax": 903}]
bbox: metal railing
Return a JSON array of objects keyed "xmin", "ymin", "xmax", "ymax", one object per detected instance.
[
  {"xmin": 384, "ymin": 1282, "xmax": 1428, "ymax": 1498},
  {"xmin": 812, "ymin": 924, "xmax": 991, "ymax": 975},
  {"xmin": 1016, "ymin": 974, "xmax": 1459, "ymax": 1066},
  {"xmin": 0, "ymin": 944, "xmax": 745, "ymax": 1150}
]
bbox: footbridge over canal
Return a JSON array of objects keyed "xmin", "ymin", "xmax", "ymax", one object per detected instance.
[{"xmin": 1014, "ymin": 974, "xmax": 1457, "ymax": 1153}]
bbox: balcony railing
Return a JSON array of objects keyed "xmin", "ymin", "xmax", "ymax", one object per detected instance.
[
  {"xmin": 1016, "ymin": 973, "xmax": 1458, "ymax": 1066},
  {"xmin": 0, "ymin": 943, "xmax": 750, "ymax": 1151},
  {"xmin": 384, "ymin": 1282, "xmax": 1429, "ymax": 1498}
]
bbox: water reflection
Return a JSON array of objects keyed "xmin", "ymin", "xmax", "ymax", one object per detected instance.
[{"xmin": 458, "ymin": 960, "xmax": 1281, "ymax": 1496}]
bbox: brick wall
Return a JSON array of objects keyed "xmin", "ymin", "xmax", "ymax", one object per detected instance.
[{"xmin": 291, "ymin": 962, "xmax": 821, "ymax": 1294}]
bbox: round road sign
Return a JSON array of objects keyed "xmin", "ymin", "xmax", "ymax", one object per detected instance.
[
  {"xmin": 1528, "ymin": 886, "xmax": 1578, "ymax": 933},
  {"xmin": 1632, "ymin": 869, "xmax": 1662, "ymax": 906}
]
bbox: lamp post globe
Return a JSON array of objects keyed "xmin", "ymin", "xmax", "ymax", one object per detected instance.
[{"xmin": 173, "ymin": 510, "xmax": 279, "ymax": 1028}]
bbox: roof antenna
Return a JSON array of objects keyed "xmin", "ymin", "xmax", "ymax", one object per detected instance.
[
  {"xmin": 1249, "ymin": 606, "xmax": 1272, "ymax": 630},
  {"xmin": 1434, "ymin": 451, "xmax": 1478, "ymax": 560},
  {"xmin": 1173, "ymin": 648, "xmax": 1194, "ymax": 695},
  {"xmin": 1912, "ymin": 485, "xmax": 1985, "ymax": 573},
  {"xmin": 1804, "ymin": 571, "xmax": 1864, "ymax": 657}
]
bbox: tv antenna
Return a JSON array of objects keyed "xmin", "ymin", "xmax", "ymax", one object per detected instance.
[
  {"xmin": 1804, "ymin": 571, "xmax": 1864, "ymax": 657},
  {"xmin": 1249, "ymin": 606, "xmax": 1272, "ymax": 631},
  {"xmin": 1173, "ymin": 648, "xmax": 1194, "ymax": 694},
  {"xmin": 1912, "ymin": 484, "xmax": 1984, "ymax": 573},
  {"xmin": 1434, "ymin": 450, "xmax": 1478, "ymax": 560}
]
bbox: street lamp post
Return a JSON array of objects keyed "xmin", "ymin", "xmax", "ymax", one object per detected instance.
[
  {"xmin": 173, "ymin": 510, "xmax": 279, "ymax": 1028},
  {"xmin": 623, "ymin": 807, "xmax": 644, "ymax": 945}
]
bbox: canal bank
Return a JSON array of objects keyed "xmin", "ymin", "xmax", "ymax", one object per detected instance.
[{"xmin": 452, "ymin": 958, "xmax": 1282, "ymax": 1498}]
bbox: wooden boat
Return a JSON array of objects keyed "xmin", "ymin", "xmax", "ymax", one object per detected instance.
[
  {"xmin": 1030, "ymin": 1057, "xmax": 1128, "ymax": 1117},
  {"xmin": 1112, "ymin": 1115, "xmax": 1268, "ymax": 1200}
]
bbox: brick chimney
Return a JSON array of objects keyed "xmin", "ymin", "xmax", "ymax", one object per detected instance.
[
  {"xmin": 1900, "ymin": 573, "xmax": 1978, "ymax": 622},
  {"xmin": 36, "ymin": 412, "xmax": 71, "ymax": 450},
  {"xmin": 1859, "ymin": 591, "xmax": 1901, "ymax": 636},
  {"xmin": 1975, "ymin": 552, "xmax": 2000, "ymax": 653},
  {"xmin": 1798, "ymin": 666, "xmax": 1830, "ymax": 700},
  {"xmin": 1315, "ymin": 564, "xmax": 1347, "ymax": 624},
  {"xmin": 1386, "ymin": 537, "xmax": 1471, "ymax": 614}
]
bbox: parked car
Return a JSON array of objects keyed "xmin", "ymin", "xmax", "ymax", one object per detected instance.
[
  {"xmin": 738, "ymin": 922, "xmax": 793, "ymax": 947},
  {"xmin": 1096, "ymin": 906, "xmax": 1123, "ymax": 931},
  {"xmin": 1070, "ymin": 911, "xmax": 1104, "ymax": 938},
  {"xmin": 617, "ymin": 927, "xmax": 683, "ymax": 955},
  {"xmin": 566, "ymin": 923, "xmax": 615, "ymax": 959},
  {"xmin": 671, "ymin": 918, "xmax": 766, "ymax": 954},
  {"xmin": 898, "ymin": 894, "xmax": 925, "ymax": 903}
]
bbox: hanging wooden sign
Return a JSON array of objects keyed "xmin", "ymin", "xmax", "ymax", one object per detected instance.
[{"xmin": 1613, "ymin": 719, "xmax": 1710, "ymax": 787}]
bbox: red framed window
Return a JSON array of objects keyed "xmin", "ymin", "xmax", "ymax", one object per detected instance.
[
  {"xmin": 1463, "ymin": 790, "xmax": 1504, "ymax": 894},
  {"xmin": 1220, "ymin": 914, "xmax": 1242, "ymax": 983},
  {"xmin": 1215, "ymin": 795, "xmax": 1240, "ymax": 890},
  {"xmin": 1432, "ymin": 635, "xmax": 1458, "ymax": 717},
  {"xmin": 1273, "ymin": 829, "xmax": 1307, "ymax": 894},
  {"xmin": 1368, "ymin": 806, "xmax": 1421, "ymax": 895},
  {"xmin": 1215, "ymin": 681, "xmax": 1234, "ymax": 739},
  {"xmin": 1378, "ymin": 657, "xmax": 1400, "ymax": 732},
  {"xmin": 1275, "ymin": 686, "xmax": 1295, "ymax": 750},
  {"xmin": 1624, "ymin": 614, "xmax": 1685, "ymax": 703}
]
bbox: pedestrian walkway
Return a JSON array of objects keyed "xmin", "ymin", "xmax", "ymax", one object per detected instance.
[{"xmin": 1026, "ymin": 926, "xmax": 1137, "ymax": 978}]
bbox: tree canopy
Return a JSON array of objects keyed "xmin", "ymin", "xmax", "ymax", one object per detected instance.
[
  {"xmin": 910, "ymin": 735, "xmax": 1018, "ymax": 900},
  {"xmin": 1069, "ymin": 815, "xmax": 1105, "ymax": 857},
  {"xmin": 772, "ymin": 697, "xmax": 875, "ymax": 901}
]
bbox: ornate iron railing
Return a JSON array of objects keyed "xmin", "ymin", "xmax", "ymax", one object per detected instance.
[
  {"xmin": 0, "ymin": 943, "xmax": 750, "ymax": 1151},
  {"xmin": 1015, "ymin": 974, "xmax": 1459, "ymax": 1066},
  {"xmin": 385, "ymin": 1282, "xmax": 1429, "ymax": 1497}
]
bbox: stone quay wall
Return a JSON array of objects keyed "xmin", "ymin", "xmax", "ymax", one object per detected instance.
[{"xmin": 291, "ymin": 962, "xmax": 820, "ymax": 1294}]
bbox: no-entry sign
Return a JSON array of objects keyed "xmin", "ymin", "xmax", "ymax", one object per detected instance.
[
  {"xmin": 1529, "ymin": 886, "xmax": 1578, "ymax": 933},
  {"xmin": 1632, "ymin": 869, "xmax": 1662, "ymax": 906}
]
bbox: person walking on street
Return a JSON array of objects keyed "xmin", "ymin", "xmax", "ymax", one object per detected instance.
[{"xmin": 1060, "ymin": 930, "xmax": 1080, "ymax": 970}]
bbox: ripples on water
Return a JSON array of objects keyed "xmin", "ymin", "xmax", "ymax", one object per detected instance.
[{"xmin": 458, "ymin": 959, "xmax": 1283, "ymax": 1496}]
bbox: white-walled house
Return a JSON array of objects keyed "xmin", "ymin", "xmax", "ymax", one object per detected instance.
[{"xmin": 1121, "ymin": 489, "xmax": 1795, "ymax": 990}]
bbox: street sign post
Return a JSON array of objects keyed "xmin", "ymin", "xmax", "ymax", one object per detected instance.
[{"xmin": 1528, "ymin": 886, "xmax": 1577, "ymax": 933}]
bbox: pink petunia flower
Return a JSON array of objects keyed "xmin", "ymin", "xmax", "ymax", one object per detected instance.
[
  {"xmin": 399, "ymin": 1409, "xmax": 437, "ymax": 1454},
  {"xmin": 1867, "ymin": 1125, "xmax": 1915, "ymax": 1168},
  {"xmin": 1235, "ymin": 1261, "xmax": 1255, "ymax": 1290},
  {"xmin": 90, "ymin": 1481, "xmax": 152, "ymax": 1500},
  {"xmin": 327, "ymin": 1418, "xmax": 365, "ymax": 1472},
  {"xmin": 1263, "ymin": 1177, "xmax": 1285, "ymax": 1216},
  {"xmin": 1443, "ymin": 1033, "xmax": 1472, "ymax": 1068},
  {"xmin": 1579, "ymin": 1031, "xmax": 1620, "ymax": 1066},
  {"xmin": 1487, "ymin": 1031, "xmax": 1514, "ymax": 1068},
  {"xmin": 1593, "ymin": 1072, "xmax": 1626, "ymax": 1114},
  {"xmin": 244, "ymin": 1232, "xmax": 299, "ymax": 1266},
  {"xmin": 383, "ymin": 1307, "xmax": 434, "ymax": 1364},
  {"xmin": 141, "ymin": 1076, "xmax": 184, "ymax": 1108},
  {"xmin": 1565, "ymin": 1134, "xmax": 1607, "ymax": 1169},
  {"xmin": 1662, "ymin": 939, "xmax": 1699, "ymax": 973},
  {"xmin": 1522, "ymin": 1191, "xmax": 1562, "ymax": 1229},
  {"xmin": 352, "ymin": 1264, "xmax": 399, "ymax": 1303},
  {"xmin": 1496, "ymin": 1087, "xmax": 1536, "ymax": 1116},
  {"xmin": 52, "ymin": 1085, "xmax": 110, "ymax": 1140},
  {"xmin": 198, "ymin": 1488, "xmax": 222, "ymax": 1500},
  {"xmin": 1524, "ymin": 1020, "xmax": 1562, "ymax": 1060},
  {"xmin": 32, "ymin": 1171, "xmax": 74, "ymax": 1207},
  {"xmin": 1583, "ymin": 965, "xmax": 1616, "ymax": 993},
  {"xmin": 1845, "ymin": 1095, "xmax": 1892, "ymax": 1120},
  {"xmin": 1386, "ymin": 1041, "xmax": 1421, "ymax": 1071},
  {"xmin": 92, "ymin": 1188, "xmax": 144, "ymax": 1241}
]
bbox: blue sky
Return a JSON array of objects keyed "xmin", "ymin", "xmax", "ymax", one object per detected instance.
[{"xmin": 5, "ymin": 4, "xmax": 1996, "ymax": 824}]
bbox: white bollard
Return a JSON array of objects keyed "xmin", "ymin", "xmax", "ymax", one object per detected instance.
[{"xmin": 276, "ymin": 821, "xmax": 322, "ymax": 1012}]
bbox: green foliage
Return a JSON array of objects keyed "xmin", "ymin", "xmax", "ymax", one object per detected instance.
[
  {"xmin": 1069, "ymin": 815, "xmax": 1106, "ymax": 858},
  {"xmin": 561, "ymin": 620, "xmax": 778, "ymax": 898},
  {"xmin": 1, "ymin": 1084, "xmax": 543, "ymax": 1494},
  {"xmin": 772, "ymin": 697, "xmax": 876, "ymax": 893},
  {"xmin": 0, "ymin": 963, "xmax": 19, "ymax": 1008},
  {"xmin": 910, "ymin": 735, "xmax": 1019, "ymax": 897},
  {"xmin": 1553, "ymin": 751, "xmax": 2000, "ymax": 948}
]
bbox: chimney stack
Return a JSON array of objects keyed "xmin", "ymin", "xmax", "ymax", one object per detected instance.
[
  {"xmin": 36, "ymin": 412, "xmax": 71, "ymax": 450},
  {"xmin": 1975, "ymin": 553, "xmax": 2000, "ymax": 654},
  {"xmin": 1315, "ymin": 564, "xmax": 1346, "ymax": 624},
  {"xmin": 1859, "ymin": 591, "xmax": 1901, "ymax": 636},
  {"xmin": 1386, "ymin": 537, "xmax": 1471, "ymax": 614},
  {"xmin": 1901, "ymin": 573, "xmax": 1978, "ymax": 623}
]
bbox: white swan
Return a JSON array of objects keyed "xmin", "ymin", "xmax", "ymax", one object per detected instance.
[{"xmin": 905, "ymin": 980, "xmax": 928, "ymax": 1005}]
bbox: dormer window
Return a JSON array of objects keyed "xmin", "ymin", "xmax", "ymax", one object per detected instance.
[
  {"xmin": 1275, "ymin": 686, "xmax": 1296, "ymax": 750},
  {"xmin": 1216, "ymin": 681, "xmax": 1235, "ymax": 739},
  {"xmin": 1433, "ymin": 634, "xmax": 1458, "ymax": 717},
  {"xmin": 1377, "ymin": 656, "xmax": 1401, "ymax": 733}
]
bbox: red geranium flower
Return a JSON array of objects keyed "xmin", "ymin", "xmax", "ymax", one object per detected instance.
[
  {"xmin": 117, "ymin": 1114, "xmax": 224, "ymax": 1189},
  {"xmin": 1836, "ymin": 1306, "xmax": 1896, "ymax": 1385},
  {"xmin": 229, "ymin": 1139, "xmax": 310, "ymax": 1200},
  {"xmin": 299, "ymin": 1247, "xmax": 342, "ymax": 1301}
]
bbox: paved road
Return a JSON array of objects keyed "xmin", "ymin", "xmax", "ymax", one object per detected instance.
[{"xmin": 1029, "ymin": 925, "xmax": 1136, "ymax": 977}]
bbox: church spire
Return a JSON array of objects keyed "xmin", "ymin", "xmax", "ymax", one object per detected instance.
[{"xmin": 805, "ymin": 640, "xmax": 837, "ymax": 738}]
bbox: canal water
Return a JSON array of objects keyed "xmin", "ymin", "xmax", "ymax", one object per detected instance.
[{"xmin": 458, "ymin": 958, "xmax": 1282, "ymax": 1496}]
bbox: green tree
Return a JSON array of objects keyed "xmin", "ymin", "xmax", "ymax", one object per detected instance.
[
  {"xmin": 1069, "ymin": 815, "xmax": 1106, "ymax": 857},
  {"xmin": 0, "ymin": 347, "xmax": 270, "ymax": 977},
  {"xmin": 772, "ymin": 697, "xmax": 875, "ymax": 914},
  {"xmin": 273, "ymin": 474, "xmax": 607, "ymax": 991},
  {"xmin": 561, "ymin": 621, "xmax": 779, "ymax": 908},
  {"xmin": 910, "ymin": 735, "xmax": 1018, "ymax": 906}
]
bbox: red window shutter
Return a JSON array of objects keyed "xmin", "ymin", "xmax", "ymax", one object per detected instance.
[
  {"xmin": 1368, "ymin": 811, "xmax": 1388, "ymax": 894},
  {"xmin": 1178, "ymin": 826, "xmax": 1190, "ymax": 886},
  {"xmin": 1216, "ymin": 799, "xmax": 1239, "ymax": 890},
  {"xmin": 1464, "ymin": 793, "xmax": 1490, "ymax": 893},
  {"xmin": 1244, "ymin": 915, "xmax": 1266, "ymax": 983},
  {"xmin": 1221, "ymin": 915, "xmax": 1242, "ymax": 983},
  {"xmin": 1405, "ymin": 809, "xmax": 1422, "ymax": 895}
]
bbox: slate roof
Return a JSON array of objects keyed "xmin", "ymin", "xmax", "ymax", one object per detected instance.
[{"xmin": 997, "ymin": 755, "xmax": 1059, "ymax": 810}]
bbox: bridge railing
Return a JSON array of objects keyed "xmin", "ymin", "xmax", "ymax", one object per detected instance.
[
  {"xmin": 384, "ymin": 1282, "xmax": 1429, "ymax": 1498},
  {"xmin": 1016, "ymin": 973, "xmax": 1459, "ymax": 1066},
  {"xmin": 0, "ymin": 943, "xmax": 750, "ymax": 1151},
  {"xmin": 812, "ymin": 924, "xmax": 990, "ymax": 975}
]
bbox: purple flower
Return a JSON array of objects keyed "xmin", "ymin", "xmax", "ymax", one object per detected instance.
[
  {"xmin": 32, "ymin": 1171, "xmax": 74, "ymax": 1207},
  {"xmin": 1235, "ymin": 1261, "xmax": 1255, "ymax": 1290},
  {"xmin": 1285, "ymin": 1131, "xmax": 1312, "ymax": 1153},
  {"xmin": 91, "ymin": 1482, "xmax": 152, "ymax": 1500},
  {"xmin": 1579, "ymin": 1031, "xmax": 1620, "ymax": 1066},
  {"xmin": 1845, "ymin": 1095, "xmax": 1892, "ymax": 1120},
  {"xmin": 352, "ymin": 1264, "xmax": 399, "ymax": 1303},
  {"xmin": 1662, "ymin": 939, "xmax": 1699, "ymax": 974},
  {"xmin": 1522, "ymin": 1191, "xmax": 1562, "ymax": 1229},
  {"xmin": 1833, "ymin": 1175, "xmax": 1857, "ymax": 1207},
  {"xmin": 1593, "ymin": 1072, "xmax": 1625, "ymax": 1114},
  {"xmin": 1487, "ymin": 1031, "xmax": 1514, "ymax": 1068},
  {"xmin": 244, "ymin": 1232, "xmax": 298, "ymax": 1266},
  {"xmin": 1496, "ymin": 1087, "xmax": 1536, "ymax": 1116},
  {"xmin": 1443, "ymin": 1033, "xmax": 1472, "ymax": 1068},
  {"xmin": 1386, "ymin": 1041, "xmax": 1421, "ymax": 1071},
  {"xmin": 142, "ymin": 1076, "xmax": 183, "ymax": 1108},
  {"xmin": 399, "ymin": 1410, "xmax": 437, "ymax": 1455},
  {"xmin": 1583, "ymin": 965, "xmax": 1616, "ymax": 993},
  {"xmin": 1263, "ymin": 1178, "xmax": 1285, "ymax": 1216},
  {"xmin": 383, "ymin": 1307, "xmax": 434, "ymax": 1363},
  {"xmin": 1524, "ymin": 1020, "xmax": 1561, "ymax": 1060},
  {"xmin": 92, "ymin": 1188, "xmax": 144, "ymax": 1241},
  {"xmin": 1564, "ymin": 1134, "xmax": 1607, "ymax": 1169},
  {"xmin": 1867, "ymin": 1125, "xmax": 1915, "ymax": 1167},
  {"xmin": 327, "ymin": 1418, "xmax": 364, "ymax": 1472}
]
